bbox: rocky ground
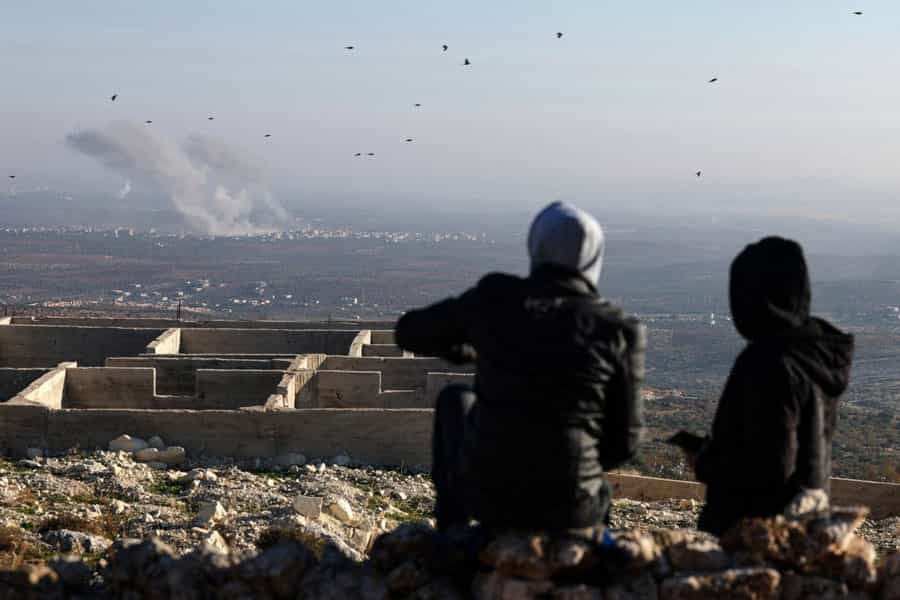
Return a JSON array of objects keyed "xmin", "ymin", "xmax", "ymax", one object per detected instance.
[{"xmin": 0, "ymin": 445, "xmax": 897, "ymax": 579}]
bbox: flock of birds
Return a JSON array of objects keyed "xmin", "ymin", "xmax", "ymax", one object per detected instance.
[{"xmin": 5, "ymin": 12, "xmax": 869, "ymax": 181}]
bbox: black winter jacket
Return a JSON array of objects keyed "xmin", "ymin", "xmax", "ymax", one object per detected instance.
[
  {"xmin": 695, "ymin": 238, "xmax": 854, "ymax": 535},
  {"xmin": 395, "ymin": 267, "xmax": 646, "ymax": 529}
]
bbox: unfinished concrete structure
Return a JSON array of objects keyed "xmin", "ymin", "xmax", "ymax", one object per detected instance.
[
  {"xmin": 0, "ymin": 317, "xmax": 470, "ymax": 466},
  {"xmin": 1, "ymin": 315, "xmax": 897, "ymax": 517}
]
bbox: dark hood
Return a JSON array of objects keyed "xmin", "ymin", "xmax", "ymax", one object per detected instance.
[
  {"xmin": 730, "ymin": 236, "xmax": 854, "ymax": 396},
  {"xmin": 730, "ymin": 236, "xmax": 811, "ymax": 341}
]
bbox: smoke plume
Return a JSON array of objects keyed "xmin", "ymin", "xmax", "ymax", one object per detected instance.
[{"xmin": 65, "ymin": 122, "xmax": 287, "ymax": 235}]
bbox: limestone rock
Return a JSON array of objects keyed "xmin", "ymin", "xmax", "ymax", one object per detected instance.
[
  {"xmin": 201, "ymin": 530, "xmax": 230, "ymax": 555},
  {"xmin": 779, "ymin": 572, "xmax": 851, "ymax": 600},
  {"xmin": 147, "ymin": 461, "xmax": 169, "ymax": 470},
  {"xmin": 109, "ymin": 434, "xmax": 149, "ymax": 453},
  {"xmin": 785, "ymin": 488, "xmax": 830, "ymax": 519},
  {"xmin": 293, "ymin": 495, "xmax": 323, "ymax": 519},
  {"xmin": 16, "ymin": 459, "xmax": 43, "ymax": 470},
  {"xmin": 474, "ymin": 571, "xmax": 554, "ymax": 600},
  {"xmin": 133, "ymin": 447, "xmax": 160, "ymax": 462},
  {"xmin": 147, "ymin": 435, "xmax": 165, "ymax": 449},
  {"xmin": 156, "ymin": 446, "xmax": 186, "ymax": 466},
  {"xmin": 197, "ymin": 501, "xmax": 227, "ymax": 526},
  {"xmin": 384, "ymin": 559, "xmax": 431, "ymax": 594},
  {"xmin": 667, "ymin": 539, "xmax": 731, "ymax": 572},
  {"xmin": 659, "ymin": 567, "xmax": 780, "ymax": 600},
  {"xmin": 50, "ymin": 555, "xmax": 92, "ymax": 591},
  {"xmin": 111, "ymin": 499, "xmax": 128, "ymax": 515},
  {"xmin": 43, "ymin": 529, "xmax": 113, "ymax": 554},
  {"xmin": 480, "ymin": 532, "xmax": 553, "ymax": 580},
  {"xmin": 325, "ymin": 497, "xmax": 355, "ymax": 524}
]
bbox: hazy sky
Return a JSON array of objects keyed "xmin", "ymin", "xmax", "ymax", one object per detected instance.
[{"xmin": 2, "ymin": 1, "xmax": 900, "ymax": 224}]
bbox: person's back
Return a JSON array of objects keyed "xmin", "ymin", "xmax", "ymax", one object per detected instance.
[
  {"xmin": 693, "ymin": 237, "xmax": 854, "ymax": 535},
  {"xmin": 395, "ymin": 202, "xmax": 645, "ymax": 531}
]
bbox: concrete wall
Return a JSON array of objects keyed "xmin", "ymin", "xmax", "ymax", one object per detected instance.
[
  {"xmin": 106, "ymin": 356, "xmax": 292, "ymax": 396},
  {"xmin": 63, "ymin": 368, "xmax": 156, "ymax": 409},
  {"xmin": 146, "ymin": 328, "xmax": 181, "ymax": 354},
  {"xmin": 195, "ymin": 369, "xmax": 285, "ymax": 410},
  {"xmin": 349, "ymin": 330, "xmax": 372, "ymax": 357},
  {"xmin": 179, "ymin": 329, "xmax": 360, "ymax": 356},
  {"xmin": 0, "ymin": 318, "xmax": 11, "ymax": 326},
  {"xmin": 362, "ymin": 344, "xmax": 407, "ymax": 358},
  {"xmin": 424, "ymin": 373, "xmax": 475, "ymax": 407},
  {"xmin": 9, "ymin": 316, "xmax": 395, "ymax": 330},
  {"xmin": 7, "ymin": 367, "xmax": 68, "ymax": 409},
  {"xmin": 0, "ymin": 406, "xmax": 432, "ymax": 466},
  {"xmin": 0, "ymin": 325, "xmax": 165, "ymax": 368},
  {"xmin": 607, "ymin": 473, "xmax": 900, "ymax": 520},
  {"xmin": 313, "ymin": 370, "xmax": 383, "ymax": 408},
  {"xmin": 371, "ymin": 330, "xmax": 395, "ymax": 345},
  {"xmin": 0, "ymin": 368, "xmax": 50, "ymax": 402},
  {"xmin": 320, "ymin": 357, "xmax": 469, "ymax": 391}
]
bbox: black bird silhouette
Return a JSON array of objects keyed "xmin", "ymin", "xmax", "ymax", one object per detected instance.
[
  {"xmin": 853, "ymin": 11, "xmax": 863, "ymax": 15},
  {"xmin": 354, "ymin": 153, "xmax": 362, "ymax": 156},
  {"xmin": 708, "ymin": 77, "xmax": 718, "ymax": 83},
  {"xmin": 696, "ymin": 171, "xmax": 702, "ymax": 178},
  {"xmin": 264, "ymin": 134, "xmax": 272, "ymax": 138},
  {"xmin": 344, "ymin": 45, "xmax": 355, "ymax": 50},
  {"xmin": 208, "ymin": 116, "xmax": 215, "ymax": 121},
  {"xmin": 442, "ymin": 44, "xmax": 449, "ymax": 52},
  {"xmin": 556, "ymin": 32, "xmax": 564, "ymax": 39},
  {"xmin": 405, "ymin": 138, "xmax": 414, "ymax": 142},
  {"xmin": 110, "ymin": 94, "xmax": 118, "ymax": 102},
  {"xmin": 463, "ymin": 58, "xmax": 471, "ymax": 66},
  {"xmin": 367, "ymin": 153, "xmax": 375, "ymax": 156},
  {"xmin": 145, "ymin": 120, "xmax": 152, "ymax": 124},
  {"xmin": 8, "ymin": 175, "xmax": 14, "ymax": 179},
  {"xmin": 414, "ymin": 103, "xmax": 422, "ymax": 107}
]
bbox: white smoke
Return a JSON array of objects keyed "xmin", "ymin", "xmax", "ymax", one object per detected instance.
[
  {"xmin": 117, "ymin": 180, "xmax": 132, "ymax": 200},
  {"xmin": 65, "ymin": 122, "xmax": 288, "ymax": 235}
]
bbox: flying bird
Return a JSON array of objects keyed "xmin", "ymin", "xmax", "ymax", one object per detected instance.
[
  {"xmin": 145, "ymin": 120, "xmax": 152, "ymax": 124},
  {"xmin": 696, "ymin": 171, "xmax": 702, "ymax": 178},
  {"xmin": 367, "ymin": 153, "xmax": 375, "ymax": 156},
  {"xmin": 414, "ymin": 103, "xmax": 422, "ymax": 107},
  {"xmin": 463, "ymin": 58, "xmax": 471, "ymax": 66},
  {"xmin": 354, "ymin": 153, "xmax": 362, "ymax": 156},
  {"xmin": 264, "ymin": 134, "xmax": 272, "ymax": 138},
  {"xmin": 442, "ymin": 44, "xmax": 449, "ymax": 52},
  {"xmin": 110, "ymin": 94, "xmax": 118, "ymax": 102},
  {"xmin": 344, "ymin": 45, "xmax": 355, "ymax": 50},
  {"xmin": 8, "ymin": 175, "xmax": 14, "ymax": 179},
  {"xmin": 208, "ymin": 116, "xmax": 215, "ymax": 121},
  {"xmin": 853, "ymin": 11, "xmax": 863, "ymax": 15},
  {"xmin": 405, "ymin": 138, "xmax": 414, "ymax": 142},
  {"xmin": 708, "ymin": 77, "xmax": 718, "ymax": 83},
  {"xmin": 556, "ymin": 32, "xmax": 564, "ymax": 39}
]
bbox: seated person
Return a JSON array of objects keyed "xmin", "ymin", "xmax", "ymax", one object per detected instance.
[
  {"xmin": 395, "ymin": 202, "xmax": 646, "ymax": 534},
  {"xmin": 691, "ymin": 236, "xmax": 854, "ymax": 535}
]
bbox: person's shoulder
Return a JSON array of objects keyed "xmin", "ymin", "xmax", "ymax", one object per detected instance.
[
  {"xmin": 473, "ymin": 272, "xmax": 526, "ymax": 296},
  {"xmin": 588, "ymin": 300, "xmax": 646, "ymax": 347}
]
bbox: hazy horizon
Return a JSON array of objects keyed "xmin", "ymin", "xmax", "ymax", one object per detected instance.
[{"xmin": 4, "ymin": 2, "xmax": 900, "ymax": 231}]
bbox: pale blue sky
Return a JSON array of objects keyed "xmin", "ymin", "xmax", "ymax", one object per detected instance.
[{"xmin": 2, "ymin": 1, "xmax": 900, "ymax": 223}]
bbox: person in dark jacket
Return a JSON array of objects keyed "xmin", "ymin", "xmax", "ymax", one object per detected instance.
[
  {"xmin": 692, "ymin": 236, "xmax": 854, "ymax": 536},
  {"xmin": 395, "ymin": 202, "xmax": 646, "ymax": 533}
]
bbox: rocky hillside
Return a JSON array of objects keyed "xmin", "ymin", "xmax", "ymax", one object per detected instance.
[{"xmin": 0, "ymin": 443, "xmax": 898, "ymax": 598}]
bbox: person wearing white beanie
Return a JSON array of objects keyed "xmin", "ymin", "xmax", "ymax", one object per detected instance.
[{"xmin": 396, "ymin": 201, "xmax": 645, "ymax": 534}]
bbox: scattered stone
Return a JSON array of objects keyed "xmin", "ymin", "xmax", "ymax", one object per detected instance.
[
  {"xmin": 293, "ymin": 495, "xmax": 323, "ymax": 519},
  {"xmin": 133, "ymin": 447, "xmax": 160, "ymax": 462},
  {"xmin": 111, "ymin": 499, "xmax": 128, "ymax": 515},
  {"xmin": 201, "ymin": 530, "xmax": 230, "ymax": 554},
  {"xmin": 16, "ymin": 459, "xmax": 43, "ymax": 469},
  {"xmin": 326, "ymin": 497, "xmax": 355, "ymax": 524},
  {"xmin": 156, "ymin": 446, "xmax": 186, "ymax": 466},
  {"xmin": 660, "ymin": 567, "xmax": 780, "ymax": 600},
  {"xmin": 109, "ymin": 434, "xmax": 149, "ymax": 453},
  {"xmin": 147, "ymin": 461, "xmax": 169, "ymax": 470},
  {"xmin": 196, "ymin": 501, "xmax": 227, "ymax": 526},
  {"xmin": 43, "ymin": 529, "xmax": 113, "ymax": 554},
  {"xmin": 667, "ymin": 539, "xmax": 731, "ymax": 572},
  {"xmin": 147, "ymin": 435, "xmax": 166, "ymax": 449}
]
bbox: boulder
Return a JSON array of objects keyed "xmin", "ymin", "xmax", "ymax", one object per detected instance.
[
  {"xmin": 201, "ymin": 530, "xmax": 230, "ymax": 555},
  {"xmin": 196, "ymin": 501, "xmax": 227, "ymax": 526},
  {"xmin": 293, "ymin": 495, "xmax": 323, "ymax": 519},
  {"xmin": 667, "ymin": 539, "xmax": 732, "ymax": 572},
  {"xmin": 109, "ymin": 434, "xmax": 149, "ymax": 453},
  {"xmin": 659, "ymin": 567, "xmax": 780, "ymax": 600},
  {"xmin": 43, "ymin": 529, "xmax": 112, "ymax": 554},
  {"xmin": 474, "ymin": 571, "xmax": 554, "ymax": 600},
  {"xmin": 133, "ymin": 448, "xmax": 160, "ymax": 462},
  {"xmin": 156, "ymin": 446, "xmax": 186, "ymax": 466},
  {"xmin": 147, "ymin": 435, "xmax": 165, "ymax": 449},
  {"xmin": 325, "ymin": 497, "xmax": 355, "ymax": 524}
]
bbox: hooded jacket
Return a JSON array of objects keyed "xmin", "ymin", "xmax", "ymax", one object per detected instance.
[
  {"xmin": 695, "ymin": 237, "xmax": 854, "ymax": 535},
  {"xmin": 395, "ymin": 202, "xmax": 645, "ymax": 529}
]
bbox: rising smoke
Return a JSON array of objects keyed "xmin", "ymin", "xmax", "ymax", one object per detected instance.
[{"xmin": 65, "ymin": 122, "xmax": 288, "ymax": 235}]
